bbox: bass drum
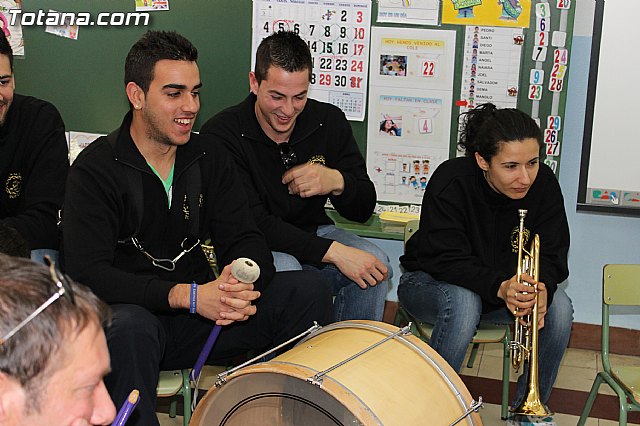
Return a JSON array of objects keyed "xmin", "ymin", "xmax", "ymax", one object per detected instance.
[{"xmin": 191, "ymin": 320, "xmax": 483, "ymax": 426}]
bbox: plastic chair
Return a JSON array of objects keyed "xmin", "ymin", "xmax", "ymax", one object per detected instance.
[
  {"xmin": 578, "ymin": 264, "xmax": 640, "ymax": 426},
  {"xmin": 156, "ymin": 369, "xmax": 192, "ymax": 426},
  {"xmin": 396, "ymin": 219, "xmax": 512, "ymax": 420},
  {"xmin": 155, "ymin": 243, "xmax": 220, "ymax": 425}
]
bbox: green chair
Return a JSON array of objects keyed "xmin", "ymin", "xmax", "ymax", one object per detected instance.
[
  {"xmin": 156, "ymin": 369, "xmax": 192, "ymax": 426},
  {"xmin": 395, "ymin": 219, "xmax": 512, "ymax": 420},
  {"xmin": 578, "ymin": 264, "xmax": 640, "ymax": 426}
]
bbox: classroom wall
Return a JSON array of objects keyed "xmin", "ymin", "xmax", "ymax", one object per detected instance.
[{"xmin": 559, "ymin": 0, "xmax": 640, "ymax": 330}]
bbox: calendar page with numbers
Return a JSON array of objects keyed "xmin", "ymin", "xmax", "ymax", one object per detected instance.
[{"xmin": 252, "ymin": 0, "xmax": 371, "ymax": 121}]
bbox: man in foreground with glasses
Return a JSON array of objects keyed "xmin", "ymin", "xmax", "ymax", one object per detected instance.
[
  {"xmin": 62, "ymin": 31, "xmax": 333, "ymax": 425},
  {"xmin": 0, "ymin": 254, "xmax": 116, "ymax": 425},
  {"xmin": 202, "ymin": 31, "xmax": 391, "ymax": 322}
]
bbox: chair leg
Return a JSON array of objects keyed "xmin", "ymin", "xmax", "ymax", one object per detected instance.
[
  {"xmin": 500, "ymin": 338, "xmax": 510, "ymax": 420},
  {"xmin": 467, "ymin": 343, "xmax": 480, "ymax": 368},
  {"xmin": 169, "ymin": 398, "xmax": 177, "ymax": 419},
  {"xmin": 578, "ymin": 373, "xmax": 604, "ymax": 425},
  {"xmin": 181, "ymin": 369, "xmax": 192, "ymax": 426},
  {"xmin": 620, "ymin": 405, "xmax": 628, "ymax": 426},
  {"xmin": 395, "ymin": 306, "xmax": 411, "ymax": 327},
  {"xmin": 393, "ymin": 308, "xmax": 403, "ymax": 326}
]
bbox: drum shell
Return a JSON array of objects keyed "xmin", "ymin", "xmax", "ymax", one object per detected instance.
[{"xmin": 191, "ymin": 320, "xmax": 483, "ymax": 426}]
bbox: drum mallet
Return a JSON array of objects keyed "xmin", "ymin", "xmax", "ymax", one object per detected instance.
[{"xmin": 190, "ymin": 258, "xmax": 260, "ymax": 382}]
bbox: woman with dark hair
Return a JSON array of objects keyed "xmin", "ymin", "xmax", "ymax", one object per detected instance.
[{"xmin": 398, "ymin": 103, "xmax": 572, "ymax": 416}]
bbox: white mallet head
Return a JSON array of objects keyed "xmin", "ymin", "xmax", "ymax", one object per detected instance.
[{"xmin": 231, "ymin": 258, "xmax": 260, "ymax": 283}]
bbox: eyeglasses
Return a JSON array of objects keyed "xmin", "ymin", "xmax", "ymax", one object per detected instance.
[
  {"xmin": 279, "ymin": 142, "xmax": 298, "ymax": 169},
  {"xmin": 132, "ymin": 237, "xmax": 200, "ymax": 272},
  {"xmin": 0, "ymin": 256, "xmax": 75, "ymax": 345}
]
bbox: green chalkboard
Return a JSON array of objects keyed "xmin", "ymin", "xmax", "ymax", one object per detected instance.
[{"xmin": 16, "ymin": 0, "xmax": 262, "ymax": 135}]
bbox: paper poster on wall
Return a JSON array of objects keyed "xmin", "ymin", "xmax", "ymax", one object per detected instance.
[
  {"xmin": 368, "ymin": 145, "xmax": 447, "ymax": 204},
  {"xmin": 134, "ymin": 0, "xmax": 169, "ymax": 11},
  {"xmin": 442, "ymin": 0, "xmax": 531, "ymax": 28},
  {"xmin": 68, "ymin": 131, "xmax": 104, "ymax": 164},
  {"xmin": 459, "ymin": 25, "xmax": 523, "ymax": 113},
  {"xmin": 45, "ymin": 10, "xmax": 79, "ymax": 40},
  {"xmin": 377, "ymin": 0, "xmax": 440, "ymax": 25},
  {"xmin": 0, "ymin": 1, "xmax": 24, "ymax": 56},
  {"xmin": 366, "ymin": 27, "xmax": 455, "ymax": 204},
  {"xmin": 252, "ymin": 0, "xmax": 371, "ymax": 121}
]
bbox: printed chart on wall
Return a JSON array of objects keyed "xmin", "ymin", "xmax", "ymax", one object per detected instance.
[
  {"xmin": 252, "ymin": 0, "xmax": 371, "ymax": 121},
  {"xmin": 529, "ymin": 0, "xmax": 572, "ymax": 175},
  {"xmin": 366, "ymin": 27, "xmax": 455, "ymax": 204},
  {"xmin": 458, "ymin": 25, "xmax": 523, "ymax": 119}
]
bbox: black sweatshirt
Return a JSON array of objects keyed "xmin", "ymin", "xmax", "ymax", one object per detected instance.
[
  {"xmin": 0, "ymin": 94, "xmax": 68, "ymax": 249},
  {"xmin": 401, "ymin": 156, "xmax": 569, "ymax": 309},
  {"xmin": 201, "ymin": 94, "xmax": 376, "ymax": 265},
  {"xmin": 63, "ymin": 112, "xmax": 274, "ymax": 312}
]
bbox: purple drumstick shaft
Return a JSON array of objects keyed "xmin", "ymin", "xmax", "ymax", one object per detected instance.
[
  {"xmin": 190, "ymin": 324, "xmax": 222, "ymax": 381},
  {"xmin": 189, "ymin": 259, "xmax": 258, "ymax": 381}
]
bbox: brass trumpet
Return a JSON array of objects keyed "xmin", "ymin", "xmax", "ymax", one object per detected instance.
[{"xmin": 509, "ymin": 209, "xmax": 551, "ymax": 416}]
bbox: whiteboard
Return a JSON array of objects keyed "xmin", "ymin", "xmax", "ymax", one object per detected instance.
[{"xmin": 578, "ymin": 0, "xmax": 640, "ymax": 215}]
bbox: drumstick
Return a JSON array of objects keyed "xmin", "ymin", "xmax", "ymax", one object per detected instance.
[
  {"xmin": 190, "ymin": 324, "xmax": 222, "ymax": 381},
  {"xmin": 111, "ymin": 389, "xmax": 139, "ymax": 426},
  {"xmin": 190, "ymin": 258, "xmax": 260, "ymax": 382}
]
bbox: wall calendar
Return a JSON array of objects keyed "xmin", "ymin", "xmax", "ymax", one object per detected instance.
[{"xmin": 252, "ymin": 0, "xmax": 371, "ymax": 121}]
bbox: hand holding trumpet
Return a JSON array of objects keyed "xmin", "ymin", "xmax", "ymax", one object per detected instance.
[{"xmin": 498, "ymin": 273, "xmax": 549, "ymax": 329}]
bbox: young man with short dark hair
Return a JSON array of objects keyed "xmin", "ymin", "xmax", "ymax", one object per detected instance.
[
  {"xmin": 63, "ymin": 31, "xmax": 332, "ymax": 426},
  {"xmin": 202, "ymin": 31, "xmax": 391, "ymax": 322}
]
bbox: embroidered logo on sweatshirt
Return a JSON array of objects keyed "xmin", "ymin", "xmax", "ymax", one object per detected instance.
[
  {"xmin": 5, "ymin": 173, "xmax": 21, "ymax": 199},
  {"xmin": 510, "ymin": 225, "xmax": 531, "ymax": 253},
  {"xmin": 183, "ymin": 194, "xmax": 189, "ymax": 220},
  {"xmin": 308, "ymin": 155, "xmax": 326, "ymax": 166}
]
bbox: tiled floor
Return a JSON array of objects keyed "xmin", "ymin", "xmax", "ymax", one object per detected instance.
[
  {"xmin": 157, "ymin": 347, "xmax": 640, "ymax": 425},
  {"xmin": 460, "ymin": 344, "xmax": 640, "ymax": 425}
]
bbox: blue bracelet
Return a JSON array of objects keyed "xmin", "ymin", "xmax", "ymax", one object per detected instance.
[{"xmin": 189, "ymin": 282, "xmax": 198, "ymax": 314}]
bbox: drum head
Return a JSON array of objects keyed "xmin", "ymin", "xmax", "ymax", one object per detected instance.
[{"xmin": 192, "ymin": 370, "xmax": 363, "ymax": 425}]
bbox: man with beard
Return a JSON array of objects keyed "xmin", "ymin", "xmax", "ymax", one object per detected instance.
[
  {"xmin": 0, "ymin": 32, "xmax": 68, "ymax": 262},
  {"xmin": 62, "ymin": 31, "xmax": 333, "ymax": 426}
]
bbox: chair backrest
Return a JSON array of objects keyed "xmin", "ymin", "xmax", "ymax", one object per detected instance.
[
  {"xmin": 404, "ymin": 219, "xmax": 420, "ymax": 246},
  {"xmin": 603, "ymin": 264, "xmax": 640, "ymax": 306},
  {"xmin": 600, "ymin": 264, "xmax": 640, "ymax": 373}
]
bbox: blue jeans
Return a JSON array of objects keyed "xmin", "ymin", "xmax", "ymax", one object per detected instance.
[
  {"xmin": 273, "ymin": 225, "xmax": 390, "ymax": 322},
  {"xmin": 398, "ymin": 270, "xmax": 573, "ymax": 407},
  {"xmin": 31, "ymin": 248, "xmax": 59, "ymax": 264}
]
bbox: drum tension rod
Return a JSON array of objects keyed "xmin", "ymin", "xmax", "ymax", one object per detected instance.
[
  {"xmin": 214, "ymin": 322, "xmax": 321, "ymax": 388},
  {"xmin": 307, "ymin": 324, "xmax": 412, "ymax": 387},
  {"xmin": 449, "ymin": 397, "xmax": 484, "ymax": 426}
]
